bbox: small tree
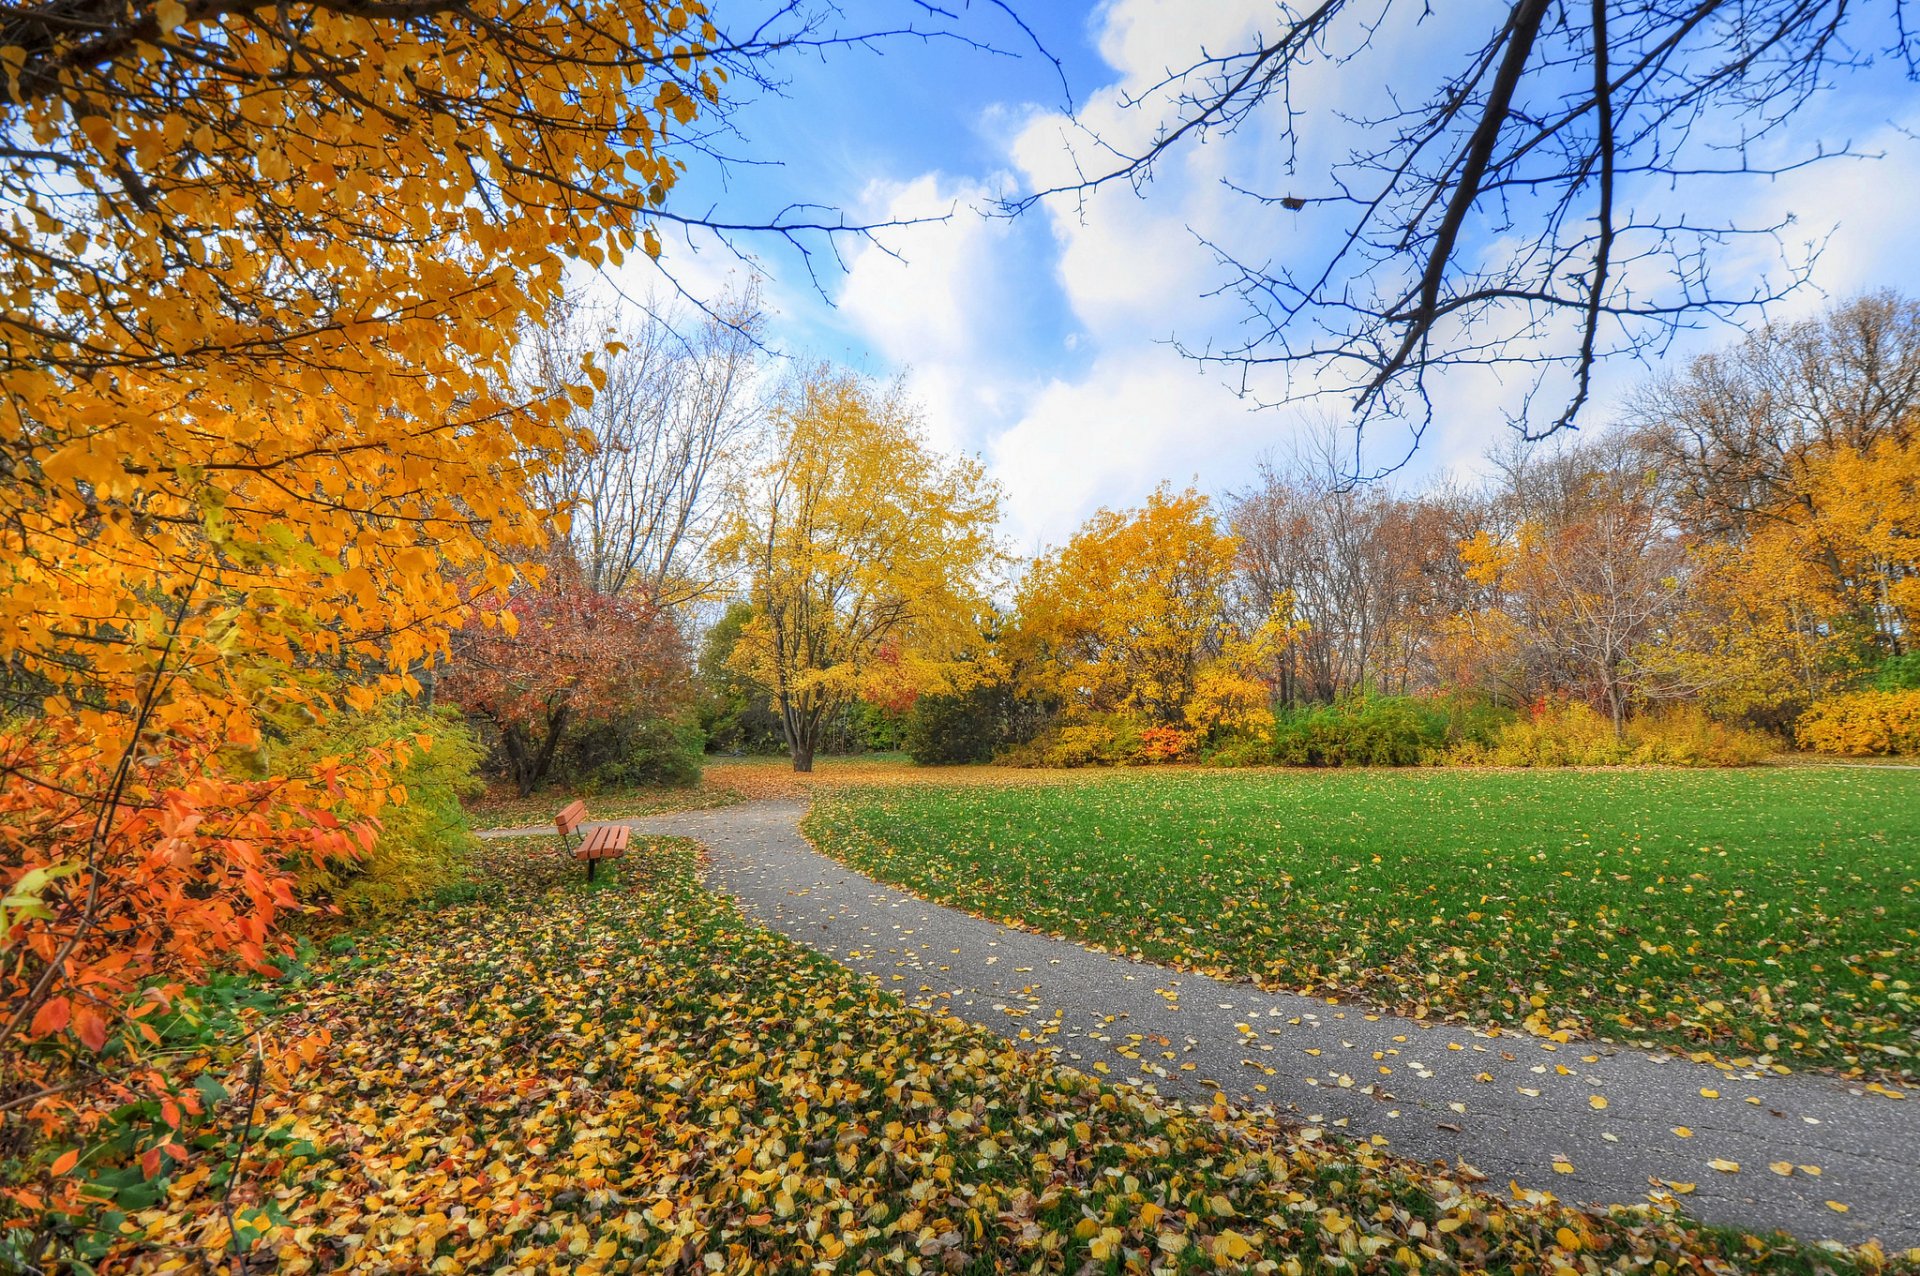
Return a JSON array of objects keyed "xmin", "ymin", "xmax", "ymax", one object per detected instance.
[
  {"xmin": 718, "ymin": 367, "xmax": 1002, "ymax": 772},
  {"xmin": 441, "ymin": 571, "xmax": 690, "ymax": 795}
]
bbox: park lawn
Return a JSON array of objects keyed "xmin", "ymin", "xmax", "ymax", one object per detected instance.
[
  {"xmin": 111, "ymin": 839, "xmax": 1892, "ymax": 1273},
  {"xmin": 805, "ymin": 767, "xmax": 1920, "ymax": 1080}
]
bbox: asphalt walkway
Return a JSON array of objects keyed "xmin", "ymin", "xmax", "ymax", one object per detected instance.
[{"xmin": 484, "ymin": 801, "xmax": 1918, "ymax": 1248}]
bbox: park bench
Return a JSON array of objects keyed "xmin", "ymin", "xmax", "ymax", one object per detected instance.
[{"xmin": 554, "ymin": 799, "xmax": 630, "ymax": 882}]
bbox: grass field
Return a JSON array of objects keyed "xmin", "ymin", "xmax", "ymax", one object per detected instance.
[
  {"xmin": 806, "ymin": 767, "xmax": 1920, "ymax": 1078},
  {"xmin": 120, "ymin": 836, "xmax": 1897, "ymax": 1273}
]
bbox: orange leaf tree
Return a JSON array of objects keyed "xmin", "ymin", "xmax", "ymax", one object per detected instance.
[
  {"xmin": 0, "ymin": 0, "xmax": 800, "ymax": 1242},
  {"xmin": 439, "ymin": 570, "xmax": 692, "ymax": 796}
]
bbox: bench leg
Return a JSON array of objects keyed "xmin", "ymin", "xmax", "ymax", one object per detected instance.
[{"xmin": 587, "ymin": 855, "xmax": 597, "ymax": 884}]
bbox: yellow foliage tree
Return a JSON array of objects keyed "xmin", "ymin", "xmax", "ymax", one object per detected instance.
[
  {"xmin": 2, "ymin": 0, "xmax": 737, "ymax": 734},
  {"xmin": 0, "ymin": 0, "xmax": 750, "ymax": 1230},
  {"xmin": 718, "ymin": 368, "xmax": 1002, "ymax": 772},
  {"xmin": 1658, "ymin": 433, "xmax": 1920, "ymax": 720},
  {"xmin": 1013, "ymin": 486, "xmax": 1293, "ymax": 736}
]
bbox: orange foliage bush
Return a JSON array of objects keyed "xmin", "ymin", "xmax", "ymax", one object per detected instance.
[
  {"xmin": 1796, "ymin": 689, "xmax": 1920, "ymax": 756},
  {"xmin": 1, "ymin": 713, "xmax": 388, "ymax": 1228}
]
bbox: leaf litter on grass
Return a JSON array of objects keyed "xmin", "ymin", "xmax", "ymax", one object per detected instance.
[
  {"xmin": 806, "ymin": 767, "xmax": 1920, "ymax": 1080},
  {"xmin": 110, "ymin": 837, "xmax": 1911, "ymax": 1273}
]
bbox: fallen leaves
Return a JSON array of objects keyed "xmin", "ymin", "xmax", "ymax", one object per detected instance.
[{"xmin": 93, "ymin": 835, "xmax": 1901, "ymax": 1274}]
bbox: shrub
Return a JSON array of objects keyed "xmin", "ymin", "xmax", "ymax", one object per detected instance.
[
  {"xmin": 1629, "ymin": 706, "xmax": 1776, "ymax": 766},
  {"xmin": 1201, "ymin": 732, "xmax": 1278, "ymax": 767},
  {"xmin": 562, "ymin": 713, "xmax": 705, "ymax": 790},
  {"xmin": 1452, "ymin": 701, "xmax": 1773, "ymax": 767},
  {"xmin": 1797, "ymin": 689, "xmax": 1920, "ymax": 756},
  {"xmin": 1872, "ymin": 651, "xmax": 1920, "ymax": 691},
  {"xmin": 1268, "ymin": 695, "xmax": 1451, "ymax": 767},
  {"xmin": 1449, "ymin": 700, "xmax": 1628, "ymax": 767},
  {"xmin": 1000, "ymin": 716, "xmax": 1154, "ymax": 768},
  {"xmin": 286, "ymin": 703, "xmax": 486, "ymax": 916},
  {"xmin": 905, "ymin": 685, "xmax": 1010, "ymax": 765}
]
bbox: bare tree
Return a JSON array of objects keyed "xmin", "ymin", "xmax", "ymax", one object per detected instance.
[
  {"xmin": 1488, "ymin": 436, "xmax": 1689, "ymax": 733},
  {"xmin": 1011, "ymin": 3, "xmax": 1915, "ymax": 462},
  {"xmin": 1229, "ymin": 426, "xmax": 1456, "ymax": 702},
  {"xmin": 524, "ymin": 293, "xmax": 762, "ymax": 605}
]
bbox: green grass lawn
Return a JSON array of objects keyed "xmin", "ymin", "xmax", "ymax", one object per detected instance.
[
  {"xmin": 120, "ymin": 835, "xmax": 1898, "ymax": 1272},
  {"xmin": 806, "ymin": 767, "xmax": 1920, "ymax": 1078}
]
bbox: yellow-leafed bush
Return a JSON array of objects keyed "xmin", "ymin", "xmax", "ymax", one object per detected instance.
[
  {"xmin": 1450, "ymin": 701, "xmax": 1627, "ymax": 766},
  {"xmin": 1797, "ymin": 689, "xmax": 1920, "ymax": 756},
  {"xmin": 287, "ymin": 703, "xmax": 487, "ymax": 915},
  {"xmin": 1453, "ymin": 701, "xmax": 1773, "ymax": 767},
  {"xmin": 1628, "ymin": 706, "xmax": 1776, "ymax": 766}
]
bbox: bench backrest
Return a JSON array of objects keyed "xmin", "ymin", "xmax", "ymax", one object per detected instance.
[{"xmin": 555, "ymin": 799, "xmax": 588, "ymax": 835}]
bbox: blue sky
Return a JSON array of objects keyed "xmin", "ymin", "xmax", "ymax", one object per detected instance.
[{"xmin": 611, "ymin": 1, "xmax": 1920, "ymax": 555}]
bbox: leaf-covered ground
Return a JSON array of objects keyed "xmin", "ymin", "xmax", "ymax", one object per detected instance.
[
  {"xmin": 111, "ymin": 836, "xmax": 1910, "ymax": 1273},
  {"xmin": 463, "ymin": 783, "xmax": 741, "ymax": 830},
  {"xmin": 805, "ymin": 767, "xmax": 1920, "ymax": 1080}
]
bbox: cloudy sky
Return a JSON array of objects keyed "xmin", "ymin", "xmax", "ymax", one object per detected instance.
[{"xmin": 612, "ymin": 0, "xmax": 1920, "ymax": 556}]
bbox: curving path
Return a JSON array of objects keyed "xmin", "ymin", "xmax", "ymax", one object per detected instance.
[{"xmin": 485, "ymin": 800, "xmax": 1919, "ymax": 1249}]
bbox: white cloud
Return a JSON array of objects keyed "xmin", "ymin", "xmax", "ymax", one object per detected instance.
[
  {"xmin": 811, "ymin": 0, "xmax": 1920, "ymax": 557},
  {"xmin": 987, "ymin": 345, "xmax": 1278, "ymax": 553}
]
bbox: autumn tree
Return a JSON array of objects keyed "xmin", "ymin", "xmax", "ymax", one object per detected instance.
[
  {"xmin": 440, "ymin": 568, "xmax": 690, "ymax": 796},
  {"xmin": 1228, "ymin": 433, "xmax": 1460, "ymax": 704},
  {"xmin": 0, "ymin": 0, "xmax": 965, "ymax": 1240},
  {"xmin": 1459, "ymin": 439, "xmax": 1687, "ymax": 735},
  {"xmin": 522, "ymin": 293, "xmax": 762, "ymax": 607},
  {"xmin": 717, "ymin": 368, "xmax": 1002, "ymax": 772},
  {"xmin": 1014, "ymin": 487, "xmax": 1292, "ymax": 736}
]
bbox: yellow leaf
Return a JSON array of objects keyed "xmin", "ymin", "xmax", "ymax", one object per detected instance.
[{"xmin": 1708, "ymin": 1158, "xmax": 1740, "ymax": 1173}]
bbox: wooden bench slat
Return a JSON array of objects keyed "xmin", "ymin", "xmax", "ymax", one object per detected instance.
[
  {"xmin": 573, "ymin": 824, "xmax": 631, "ymax": 860},
  {"xmin": 555, "ymin": 799, "xmax": 589, "ymax": 835}
]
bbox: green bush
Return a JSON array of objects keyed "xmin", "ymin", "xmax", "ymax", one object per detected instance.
[
  {"xmin": 1200, "ymin": 732, "xmax": 1277, "ymax": 767},
  {"xmin": 904, "ymin": 684, "xmax": 1019, "ymax": 764},
  {"xmin": 1268, "ymin": 694, "xmax": 1452, "ymax": 767},
  {"xmin": 562, "ymin": 713, "xmax": 704, "ymax": 791},
  {"xmin": 1872, "ymin": 651, "xmax": 1920, "ymax": 691},
  {"xmin": 286, "ymin": 703, "xmax": 485, "ymax": 915}
]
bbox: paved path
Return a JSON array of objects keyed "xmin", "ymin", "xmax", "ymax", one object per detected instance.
[{"xmin": 485, "ymin": 802, "xmax": 1919, "ymax": 1248}]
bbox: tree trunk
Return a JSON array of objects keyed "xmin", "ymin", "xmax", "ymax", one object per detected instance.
[
  {"xmin": 529, "ymin": 703, "xmax": 571, "ymax": 792},
  {"xmin": 777, "ymin": 690, "xmax": 819, "ymax": 772},
  {"xmin": 502, "ymin": 726, "xmax": 537, "ymax": 797}
]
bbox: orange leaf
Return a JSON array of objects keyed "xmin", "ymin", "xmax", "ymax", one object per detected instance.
[
  {"xmin": 72, "ymin": 1007, "xmax": 108, "ymax": 1052},
  {"xmin": 29, "ymin": 996, "xmax": 70, "ymax": 1037}
]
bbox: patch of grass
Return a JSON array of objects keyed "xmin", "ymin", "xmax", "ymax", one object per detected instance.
[
  {"xmin": 117, "ymin": 833, "xmax": 1901, "ymax": 1272},
  {"xmin": 463, "ymin": 781, "xmax": 741, "ymax": 829},
  {"xmin": 806, "ymin": 768, "xmax": 1920, "ymax": 1079}
]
